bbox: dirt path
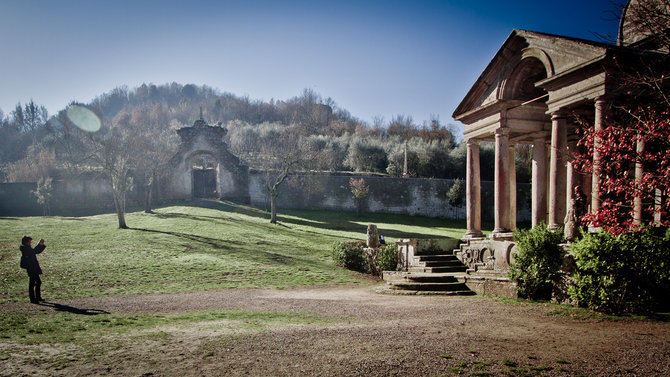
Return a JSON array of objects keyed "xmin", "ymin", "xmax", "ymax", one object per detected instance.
[{"xmin": 3, "ymin": 284, "xmax": 670, "ymax": 376}]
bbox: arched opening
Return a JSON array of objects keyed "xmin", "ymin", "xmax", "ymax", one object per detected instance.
[
  {"xmin": 190, "ymin": 153, "xmax": 218, "ymax": 198},
  {"xmin": 503, "ymin": 57, "xmax": 549, "ymax": 102}
]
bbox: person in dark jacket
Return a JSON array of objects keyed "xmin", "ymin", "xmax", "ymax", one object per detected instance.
[{"xmin": 20, "ymin": 236, "xmax": 46, "ymax": 304}]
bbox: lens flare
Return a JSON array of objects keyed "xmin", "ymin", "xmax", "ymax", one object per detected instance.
[{"xmin": 67, "ymin": 105, "xmax": 101, "ymax": 132}]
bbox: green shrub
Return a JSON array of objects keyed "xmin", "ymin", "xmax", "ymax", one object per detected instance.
[
  {"xmin": 331, "ymin": 241, "xmax": 368, "ymax": 273},
  {"xmin": 375, "ymin": 242, "xmax": 398, "ymax": 274},
  {"xmin": 509, "ymin": 223, "xmax": 565, "ymax": 300},
  {"xmin": 569, "ymin": 228, "xmax": 670, "ymax": 314}
]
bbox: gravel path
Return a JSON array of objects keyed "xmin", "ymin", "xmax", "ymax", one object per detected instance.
[{"xmin": 3, "ymin": 284, "xmax": 670, "ymax": 376}]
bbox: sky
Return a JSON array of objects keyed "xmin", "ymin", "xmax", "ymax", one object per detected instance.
[{"xmin": 0, "ymin": 0, "xmax": 623, "ymax": 132}]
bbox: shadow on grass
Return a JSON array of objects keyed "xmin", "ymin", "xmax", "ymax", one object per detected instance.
[
  {"xmin": 129, "ymin": 226, "xmax": 317, "ymax": 268},
  {"xmin": 179, "ymin": 199, "xmax": 467, "ymax": 240},
  {"xmin": 40, "ymin": 301, "xmax": 110, "ymax": 315},
  {"xmin": 130, "ymin": 227, "xmax": 242, "ymax": 251}
]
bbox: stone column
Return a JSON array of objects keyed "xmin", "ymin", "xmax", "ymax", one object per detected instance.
[
  {"xmin": 465, "ymin": 139, "xmax": 484, "ymax": 238},
  {"xmin": 509, "ymin": 144, "xmax": 517, "ymax": 230},
  {"xmin": 548, "ymin": 113, "xmax": 567, "ymax": 230},
  {"xmin": 493, "ymin": 127, "xmax": 511, "ymax": 236},
  {"xmin": 565, "ymin": 140, "xmax": 579, "ymax": 218},
  {"xmin": 591, "ymin": 97, "xmax": 607, "ymax": 214},
  {"xmin": 531, "ymin": 134, "xmax": 548, "ymax": 227}
]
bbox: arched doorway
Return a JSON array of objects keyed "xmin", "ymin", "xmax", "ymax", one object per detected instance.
[
  {"xmin": 167, "ymin": 116, "xmax": 250, "ymax": 202},
  {"xmin": 191, "ymin": 153, "xmax": 218, "ymax": 198}
]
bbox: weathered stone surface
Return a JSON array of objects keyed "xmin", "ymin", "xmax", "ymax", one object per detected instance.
[{"xmin": 167, "ymin": 118, "xmax": 249, "ymax": 202}]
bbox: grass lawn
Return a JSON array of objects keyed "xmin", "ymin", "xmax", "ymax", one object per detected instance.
[{"xmin": 0, "ymin": 200, "xmax": 469, "ymax": 304}]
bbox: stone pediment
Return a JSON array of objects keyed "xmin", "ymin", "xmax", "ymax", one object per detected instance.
[{"xmin": 453, "ymin": 29, "xmax": 612, "ymax": 121}]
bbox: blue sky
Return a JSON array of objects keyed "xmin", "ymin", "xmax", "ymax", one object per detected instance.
[{"xmin": 0, "ymin": 0, "xmax": 623, "ymax": 130}]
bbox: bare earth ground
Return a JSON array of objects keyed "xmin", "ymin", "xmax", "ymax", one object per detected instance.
[{"xmin": 2, "ymin": 284, "xmax": 669, "ymax": 377}]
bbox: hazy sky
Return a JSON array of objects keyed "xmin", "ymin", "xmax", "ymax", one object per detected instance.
[{"xmin": 0, "ymin": 0, "xmax": 623, "ymax": 130}]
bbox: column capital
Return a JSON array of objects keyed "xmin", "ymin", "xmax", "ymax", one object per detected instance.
[
  {"xmin": 494, "ymin": 127, "xmax": 510, "ymax": 136},
  {"xmin": 551, "ymin": 112, "xmax": 567, "ymax": 121},
  {"xmin": 466, "ymin": 138, "xmax": 481, "ymax": 146},
  {"xmin": 595, "ymin": 95, "xmax": 610, "ymax": 104}
]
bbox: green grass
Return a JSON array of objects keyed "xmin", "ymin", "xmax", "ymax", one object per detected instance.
[
  {"xmin": 0, "ymin": 308, "xmax": 333, "ymax": 344},
  {"xmin": 0, "ymin": 200, "xmax": 467, "ymax": 304}
]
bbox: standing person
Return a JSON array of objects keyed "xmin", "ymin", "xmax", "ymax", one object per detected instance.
[{"xmin": 20, "ymin": 236, "xmax": 46, "ymax": 304}]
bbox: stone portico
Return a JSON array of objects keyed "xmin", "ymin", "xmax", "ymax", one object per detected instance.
[{"xmin": 453, "ymin": 30, "xmax": 618, "ymax": 243}]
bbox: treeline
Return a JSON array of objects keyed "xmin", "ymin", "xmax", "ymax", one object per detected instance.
[{"xmin": 0, "ymin": 83, "xmax": 531, "ymax": 184}]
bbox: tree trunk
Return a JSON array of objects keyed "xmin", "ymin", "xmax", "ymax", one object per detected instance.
[
  {"xmin": 144, "ymin": 176, "xmax": 153, "ymax": 214},
  {"xmin": 356, "ymin": 199, "xmax": 364, "ymax": 217},
  {"xmin": 270, "ymin": 192, "xmax": 278, "ymax": 224},
  {"xmin": 113, "ymin": 190, "xmax": 128, "ymax": 229}
]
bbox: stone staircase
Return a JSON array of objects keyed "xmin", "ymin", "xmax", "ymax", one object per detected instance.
[{"xmin": 381, "ymin": 242, "xmax": 474, "ymax": 295}]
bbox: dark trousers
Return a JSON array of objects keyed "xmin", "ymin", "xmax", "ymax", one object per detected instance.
[{"xmin": 28, "ymin": 273, "xmax": 42, "ymax": 302}]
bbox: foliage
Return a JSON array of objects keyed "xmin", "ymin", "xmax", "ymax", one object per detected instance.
[
  {"xmin": 509, "ymin": 223, "xmax": 565, "ymax": 300},
  {"xmin": 228, "ymin": 121, "xmax": 316, "ymax": 224},
  {"xmin": 345, "ymin": 138, "xmax": 388, "ymax": 173},
  {"xmin": 569, "ymin": 228, "xmax": 670, "ymax": 314},
  {"xmin": 331, "ymin": 240, "xmax": 368, "ymax": 273},
  {"xmin": 447, "ymin": 178, "xmax": 466, "ymax": 207},
  {"xmin": 6, "ymin": 148, "xmax": 58, "ymax": 183},
  {"xmin": 572, "ymin": 0, "xmax": 670, "ymax": 233},
  {"xmin": 574, "ymin": 101, "xmax": 670, "ymax": 233},
  {"xmin": 349, "ymin": 177, "xmax": 369, "ymax": 217},
  {"xmin": 330, "ymin": 240, "xmax": 397, "ymax": 276},
  {"xmin": 375, "ymin": 242, "xmax": 398, "ymax": 274},
  {"xmin": 349, "ymin": 178, "xmax": 369, "ymax": 200},
  {"xmin": 31, "ymin": 176, "xmax": 53, "ymax": 216}
]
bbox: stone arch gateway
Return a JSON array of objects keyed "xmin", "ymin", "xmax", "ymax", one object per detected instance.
[{"xmin": 167, "ymin": 117, "xmax": 250, "ymax": 202}]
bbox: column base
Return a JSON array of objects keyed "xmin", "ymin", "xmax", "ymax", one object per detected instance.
[
  {"xmin": 490, "ymin": 228, "xmax": 513, "ymax": 240},
  {"xmin": 463, "ymin": 230, "xmax": 485, "ymax": 240}
]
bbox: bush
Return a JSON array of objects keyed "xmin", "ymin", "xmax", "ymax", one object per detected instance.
[
  {"xmin": 375, "ymin": 243, "xmax": 398, "ymax": 274},
  {"xmin": 509, "ymin": 223, "xmax": 565, "ymax": 300},
  {"xmin": 447, "ymin": 178, "xmax": 465, "ymax": 207},
  {"xmin": 569, "ymin": 228, "xmax": 670, "ymax": 314},
  {"xmin": 331, "ymin": 241, "xmax": 368, "ymax": 273},
  {"xmin": 332, "ymin": 240, "xmax": 398, "ymax": 276}
]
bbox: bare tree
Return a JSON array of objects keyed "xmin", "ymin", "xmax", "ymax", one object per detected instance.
[
  {"xmin": 228, "ymin": 121, "xmax": 314, "ymax": 224},
  {"xmin": 86, "ymin": 114, "xmax": 141, "ymax": 229},
  {"xmin": 619, "ymin": 0, "xmax": 670, "ymax": 51}
]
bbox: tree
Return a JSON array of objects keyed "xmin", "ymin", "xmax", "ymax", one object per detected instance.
[
  {"xmin": 574, "ymin": 0, "xmax": 670, "ymax": 233},
  {"xmin": 228, "ymin": 122, "xmax": 313, "ymax": 224},
  {"xmin": 86, "ymin": 112, "xmax": 141, "ymax": 229},
  {"xmin": 116, "ymin": 104, "xmax": 178, "ymax": 213},
  {"xmin": 349, "ymin": 178, "xmax": 369, "ymax": 216},
  {"xmin": 32, "ymin": 177, "xmax": 53, "ymax": 216}
]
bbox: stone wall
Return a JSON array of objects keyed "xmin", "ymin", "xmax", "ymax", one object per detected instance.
[
  {"xmin": 1, "ymin": 173, "xmax": 531, "ymax": 221},
  {"xmin": 249, "ymin": 173, "xmax": 531, "ymax": 221},
  {"xmin": 0, "ymin": 179, "xmax": 144, "ymax": 216}
]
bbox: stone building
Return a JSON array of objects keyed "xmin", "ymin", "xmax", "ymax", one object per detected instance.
[
  {"xmin": 167, "ymin": 115, "xmax": 250, "ymax": 203},
  {"xmin": 452, "ymin": 0, "xmax": 669, "ymax": 271}
]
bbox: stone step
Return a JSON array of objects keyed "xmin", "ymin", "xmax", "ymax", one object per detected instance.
[
  {"xmin": 419, "ymin": 260, "xmax": 466, "ymax": 268},
  {"xmin": 416, "ymin": 255, "xmax": 460, "ymax": 262},
  {"xmin": 375, "ymin": 286, "xmax": 476, "ymax": 296},
  {"xmin": 404, "ymin": 274, "xmax": 461, "ymax": 283},
  {"xmin": 414, "ymin": 249, "xmax": 453, "ymax": 256},
  {"xmin": 409, "ymin": 265, "xmax": 468, "ymax": 273},
  {"xmin": 389, "ymin": 281, "xmax": 469, "ymax": 291}
]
